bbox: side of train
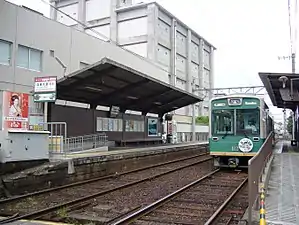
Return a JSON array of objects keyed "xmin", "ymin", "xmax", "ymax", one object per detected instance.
[{"xmin": 209, "ymin": 95, "xmax": 274, "ymax": 168}]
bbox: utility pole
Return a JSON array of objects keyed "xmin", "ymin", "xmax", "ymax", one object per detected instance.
[
  {"xmin": 292, "ymin": 53, "xmax": 296, "ymax": 73},
  {"xmin": 291, "ymin": 53, "xmax": 296, "ymax": 143},
  {"xmin": 278, "ymin": 53, "xmax": 296, "ymax": 140}
]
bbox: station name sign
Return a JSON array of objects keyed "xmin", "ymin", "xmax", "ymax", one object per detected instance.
[{"xmin": 33, "ymin": 76, "xmax": 57, "ymax": 103}]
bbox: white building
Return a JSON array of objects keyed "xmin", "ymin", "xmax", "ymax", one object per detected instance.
[
  {"xmin": 0, "ymin": 0, "xmax": 214, "ymax": 136},
  {"xmin": 50, "ymin": 0, "xmax": 216, "ymax": 121}
]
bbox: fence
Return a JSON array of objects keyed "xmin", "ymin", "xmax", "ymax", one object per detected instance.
[
  {"xmin": 45, "ymin": 122, "xmax": 67, "ymax": 138},
  {"xmin": 45, "ymin": 122, "xmax": 108, "ymax": 155},
  {"xmin": 45, "ymin": 122, "xmax": 206, "ymax": 154},
  {"xmin": 176, "ymin": 132, "xmax": 209, "ymax": 143},
  {"xmin": 248, "ymin": 132, "xmax": 274, "ymax": 225},
  {"xmin": 64, "ymin": 133, "xmax": 108, "ymax": 152},
  {"xmin": 49, "ymin": 133, "xmax": 108, "ymax": 155}
]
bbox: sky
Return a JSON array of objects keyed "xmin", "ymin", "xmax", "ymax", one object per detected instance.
[{"xmin": 6, "ymin": 0, "xmax": 297, "ymax": 122}]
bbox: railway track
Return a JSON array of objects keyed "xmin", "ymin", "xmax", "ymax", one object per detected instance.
[
  {"xmin": 96, "ymin": 170, "xmax": 247, "ymax": 225},
  {"xmin": 0, "ymin": 152, "xmax": 212, "ymax": 224},
  {"xmin": 207, "ymin": 182, "xmax": 248, "ymax": 225}
]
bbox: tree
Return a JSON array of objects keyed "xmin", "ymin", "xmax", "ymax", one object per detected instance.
[
  {"xmin": 287, "ymin": 115, "xmax": 293, "ymax": 134},
  {"xmin": 196, "ymin": 116, "xmax": 209, "ymax": 125}
]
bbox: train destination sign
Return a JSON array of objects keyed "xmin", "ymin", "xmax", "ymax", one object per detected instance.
[
  {"xmin": 244, "ymin": 101, "xmax": 257, "ymax": 105},
  {"xmin": 227, "ymin": 98, "xmax": 242, "ymax": 106}
]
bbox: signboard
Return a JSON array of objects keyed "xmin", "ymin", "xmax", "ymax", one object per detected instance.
[
  {"xmin": 148, "ymin": 118, "xmax": 158, "ymax": 136},
  {"xmin": 110, "ymin": 105, "xmax": 120, "ymax": 118},
  {"xmin": 33, "ymin": 76, "xmax": 57, "ymax": 102},
  {"xmin": 227, "ymin": 98, "xmax": 242, "ymax": 106},
  {"xmin": 33, "ymin": 93, "xmax": 56, "ymax": 102},
  {"xmin": 2, "ymin": 91, "xmax": 29, "ymax": 130}
]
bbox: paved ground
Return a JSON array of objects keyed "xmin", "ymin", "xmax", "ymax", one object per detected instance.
[{"xmin": 265, "ymin": 141, "xmax": 299, "ymax": 225}]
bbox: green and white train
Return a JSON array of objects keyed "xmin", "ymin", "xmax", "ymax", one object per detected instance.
[{"xmin": 209, "ymin": 94, "xmax": 274, "ymax": 168}]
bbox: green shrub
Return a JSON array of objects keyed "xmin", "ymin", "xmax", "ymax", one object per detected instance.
[{"xmin": 196, "ymin": 116, "xmax": 209, "ymax": 125}]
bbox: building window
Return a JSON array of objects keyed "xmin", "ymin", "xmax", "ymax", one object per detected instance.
[
  {"xmin": 17, "ymin": 45, "xmax": 42, "ymax": 72},
  {"xmin": 0, "ymin": 40, "xmax": 12, "ymax": 65}
]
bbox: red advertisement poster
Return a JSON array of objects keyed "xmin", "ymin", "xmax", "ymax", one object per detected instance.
[{"xmin": 2, "ymin": 91, "xmax": 29, "ymax": 130}]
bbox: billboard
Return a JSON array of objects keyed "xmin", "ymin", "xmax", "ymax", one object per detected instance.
[
  {"xmin": 148, "ymin": 118, "xmax": 158, "ymax": 136},
  {"xmin": 33, "ymin": 76, "xmax": 57, "ymax": 102},
  {"xmin": 2, "ymin": 91, "xmax": 29, "ymax": 130}
]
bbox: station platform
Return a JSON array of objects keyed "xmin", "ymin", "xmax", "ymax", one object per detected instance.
[
  {"xmin": 264, "ymin": 141, "xmax": 299, "ymax": 225},
  {"xmin": 2, "ymin": 141, "xmax": 208, "ymax": 198},
  {"xmin": 242, "ymin": 141, "xmax": 299, "ymax": 225},
  {"xmin": 50, "ymin": 141, "xmax": 207, "ymax": 161}
]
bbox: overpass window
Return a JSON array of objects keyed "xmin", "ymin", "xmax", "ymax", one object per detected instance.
[
  {"xmin": 17, "ymin": 45, "xmax": 42, "ymax": 72},
  {"xmin": 0, "ymin": 40, "xmax": 12, "ymax": 65}
]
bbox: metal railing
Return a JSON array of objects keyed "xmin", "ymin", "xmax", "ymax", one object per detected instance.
[
  {"xmin": 45, "ymin": 122, "xmax": 108, "ymax": 155},
  {"xmin": 64, "ymin": 133, "xmax": 108, "ymax": 153},
  {"xmin": 49, "ymin": 133, "xmax": 108, "ymax": 155},
  {"xmin": 45, "ymin": 122, "xmax": 67, "ymax": 138},
  {"xmin": 248, "ymin": 132, "xmax": 274, "ymax": 225}
]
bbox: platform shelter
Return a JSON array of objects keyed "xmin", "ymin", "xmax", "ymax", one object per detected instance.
[
  {"xmin": 257, "ymin": 72, "xmax": 299, "ymax": 224},
  {"xmin": 260, "ymin": 72, "xmax": 299, "ymax": 144},
  {"xmin": 48, "ymin": 57, "xmax": 202, "ymax": 146}
]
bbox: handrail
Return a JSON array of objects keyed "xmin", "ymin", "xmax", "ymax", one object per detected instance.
[{"xmin": 248, "ymin": 131, "xmax": 273, "ymax": 225}]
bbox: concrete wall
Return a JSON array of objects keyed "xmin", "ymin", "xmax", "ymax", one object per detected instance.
[
  {"xmin": 51, "ymin": 0, "xmax": 215, "ymax": 118},
  {"xmin": 173, "ymin": 114, "xmax": 209, "ymax": 133}
]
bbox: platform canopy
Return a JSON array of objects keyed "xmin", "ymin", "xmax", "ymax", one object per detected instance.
[
  {"xmin": 259, "ymin": 72, "xmax": 299, "ymax": 111},
  {"xmin": 57, "ymin": 57, "xmax": 203, "ymax": 115}
]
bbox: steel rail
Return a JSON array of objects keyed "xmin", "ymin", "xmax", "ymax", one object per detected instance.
[
  {"xmin": 110, "ymin": 169, "xmax": 220, "ymax": 225},
  {"xmin": 204, "ymin": 177, "xmax": 248, "ymax": 225},
  {"xmin": 0, "ymin": 151, "xmax": 207, "ymax": 204},
  {"xmin": 0, "ymin": 156, "xmax": 212, "ymax": 224}
]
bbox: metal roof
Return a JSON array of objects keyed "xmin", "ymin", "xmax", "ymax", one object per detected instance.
[
  {"xmin": 57, "ymin": 57, "xmax": 202, "ymax": 115},
  {"xmin": 259, "ymin": 72, "xmax": 299, "ymax": 111}
]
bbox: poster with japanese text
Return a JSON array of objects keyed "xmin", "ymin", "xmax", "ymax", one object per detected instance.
[{"xmin": 2, "ymin": 91, "xmax": 29, "ymax": 130}]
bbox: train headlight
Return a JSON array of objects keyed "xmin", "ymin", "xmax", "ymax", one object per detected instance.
[{"xmin": 238, "ymin": 138, "xmax": 253, "ymax": 153}]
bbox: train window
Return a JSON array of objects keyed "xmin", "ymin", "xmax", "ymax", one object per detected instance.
[
  {"xmin": 212, "ymin": 109, "xmax": 234, "ymax": 135},
  {"xmin": 236, "ymin": 109, "xmax": 260, "ymax": 135}
]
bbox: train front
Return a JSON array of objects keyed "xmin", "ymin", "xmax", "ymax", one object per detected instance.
[{"xmin": 209, "ymin": 96, "xmax": 266, "ymax": 168}]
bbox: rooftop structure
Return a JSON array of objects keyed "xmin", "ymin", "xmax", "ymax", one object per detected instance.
[{"xmin": 50, "ymin": 0, "xmax": 216, "ymax": 118}]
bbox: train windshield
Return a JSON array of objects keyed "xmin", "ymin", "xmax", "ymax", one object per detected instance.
[
  {"xmin": 212, "ymin": 109, "xmax": 234, "ymax": 135},
  {"xmin": 236, "ymin": 109, "xmax": 260, "ymax": 135}
]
